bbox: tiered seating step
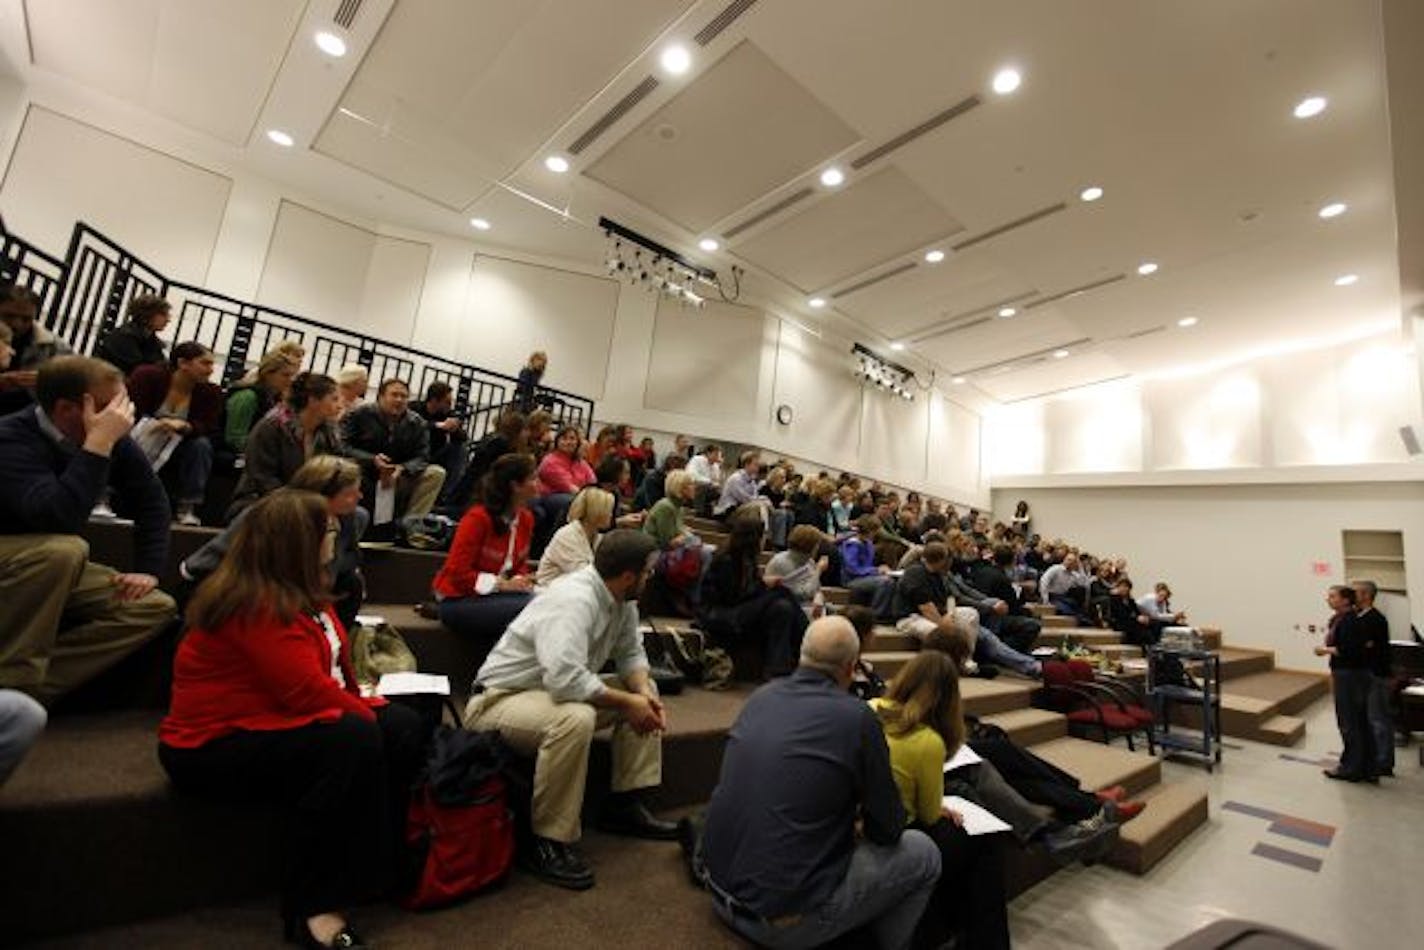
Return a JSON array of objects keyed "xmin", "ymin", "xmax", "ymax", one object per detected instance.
[
  {"xmin": 1027, "ymin": 736, "xmax": 1161, "ymax": 797},
  {"xmin": 1166, "ymin": 669, "xmax": 1328, "ymax": 746},
  {"xmin": 960, "ymin": 678, "xmax": 1039, "ymax": 717},
  {"xmin": 868, "ymin": 626, "xmax": 920, "ymax": 652},
  {"xmin": 1213, "ymin": 647, "xmax": 1276, "ymax": 680},
  {"xmin": 1108, "ymin": 779, "xmax": 1210, "ymax": 874},
  {"xmin": 1216, "ymin": 670, "xmax": 1330, "ymax": 714},
  {"xmin": 1039, "ymin": 614, "xmax": 1075, "ymax": 629},
  {"xmin": 980, "ymin": 708, "xmax": 1068, "ymax": 746},
  {"xmin": 1050, "ymin": 628, "xmax": 1124, "ymax": 647},
  {"xmin": 822, "ymin": 586, "xmax": 850, "ymax": 606}
]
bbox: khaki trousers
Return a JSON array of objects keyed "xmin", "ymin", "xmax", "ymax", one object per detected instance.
[
  {"xmin": 0, "ymin": 534, "xmax": 176, "ymax": 705},
  {"xmin": 463, "ymin": 676, "xmax": 662, "ymax": 843},
  {"xmin": 401, "ymin": 465, "xmax": 446, "ymax": 517}
]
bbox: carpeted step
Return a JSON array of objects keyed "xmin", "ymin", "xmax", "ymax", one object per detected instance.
[
  {"xmin": 1026, "ymin": 736, "xmax": 1162, "ymax": 796},
  {"xmin": 1214, "ymin": 647, "xmax": 1276, "ymax": 680},
  {"xmin": 868, "ymin": 626, "xmax": 919, "ymax": 651},
  {"xmin": 80, "ymin": 519, "xmax": 217, "ymax": 592},
  {"xmin": 1198, "ymin": 626, "xmax": 1224, "ymax": 649},
  {"xmin": 1039, "ymin": 615, "xmax": 1075, "ymax": 629},
  {"xmin": 960, "ymin": 678, "xmax": 1038, "ymax": 718},
  {"xmin": 822, "ymin": 586, "xmax": 850, "ymax": 606},
  {"xmin": 979, "ymin": 707, "xmax": 1068, "ymax": 746},
  {"xmin": 1045, "ymin": 628, "xmax": 1123, "ymax": 647},
  {"xmin": 861, "ymin": 650, "xmax": 917, "ymax": 678},
  {"xmin": 1098, "ymin": 643, "xmax": 1143, "ymax": 661},
  {"xmin": 1106, "ymin": 779, "xmax": 1210, "ymax": 874},
  {"xmin": 1255, "ymin": 714, "xmax": 1307, "ymax": 745},
  {"xmin": 1027, "ymin": 603, "xmax": 1057, "ymax": 618},
  {"xmin": 367, "ymin": 603, "xmax": 487, "ymax": 690},
  {"xmin": 1214, "ymin": 669, "xmax": 1330, "ymax": 715},
  {"xmin": 358, "ymin": 544, "xmax": 445, "ymax": 604},
  {"xmin": 1169, "ymin": 692, "xmax": 1280, "ymax": 738}
]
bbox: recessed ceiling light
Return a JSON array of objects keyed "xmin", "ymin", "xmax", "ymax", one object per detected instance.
[
  {"xmin": 1079, "ymin": 186, "xmax": 1103, "ymax": 202},
  {"xmin": 1293, "ymin": 96, "xmax": 1327, "ymax": 119},
  {"xmin": 992, "ymin": 67, "xmax": 1022, "ymax": 95},
  {"xmin": 819, "ymin": 167, "xmax": 845, "ymax": 188},
  {"xmin": 544, "ymin": 155, "xmax": 570, "ymax": 173},
  {"xmin": 808, "ymin": 297, "xmax": 827, "ymax": 309},
  {"xmin": 1137, "ymin": 261, "xmax": 1159, "ymax": 276},
  {"xmin": 997, "ymin": 307, "xmax": 1017, "ymax": 318},
  {"xmin": 1053, "ymin": 349, "xmax": 1070, "ymax": 359},
  {"xmin": 266, "ymin": 129, "xmax": 294, "ymax": 147},
  {"xmin": 660, "ymin": 44, "xmax": 692, "ymax": 75},
  {"xmin": 469, "ymin": 217, "xmax": 491, "ymax": 231},
  {"xmin": 1318, "ymin": 202, "xmax": 1347, "ymax": 219},
  {"xmin": 698, "ymin": 237, "xmax": 720, "ymax": 252},
  {"xmin": 1334, "ymin": 273, "xmax": 1359, "ymax": 287},
  {"xmin": 951, "ymin": 376, "xmax": 966, "ymax": 385},
  {"xmin": 314, "ymin": 30, "xmax": 347, "ymax": 57},
  {"xmin": 924, "ymin": 249, "xmax": 945, "ymax": 263},
  {"xmin": 1177, "ymin": 316, "xmax": 1198, "ymax": 327},
  {"xmin": 890, "ymin": 342, "xmax": 906, "ymax": 351}
]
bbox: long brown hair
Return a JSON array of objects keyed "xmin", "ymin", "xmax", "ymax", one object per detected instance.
[
  {"xmin": 878, "ymin": 651, "xmax": 965, "ymax": 756},
  {"xmin": 187, "ymin": 490, "xmax": 332, "ymax": 629}
]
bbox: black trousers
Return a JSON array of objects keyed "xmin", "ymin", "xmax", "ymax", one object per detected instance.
[
  {"xmin": 159, "ymin": 704, "xmax": 429, "ymax": 921},
  {"xmin": 970, "ymin": 736, "xmax": 1100, "ymax": 823},
  {"xmin": 916, "ymin": 818, "xmax": 1011, "ymax": 950},
  {"xmin": 701, "ymin": 588, "xmax": 808, "ymax": 676},
  {"xmin": 995, "ymin": 614, "xmax": 1041, "ymax": 654},
  {"xmin": 1331, "ymin": 668, "xmax": 1378, "ymax": 779}
]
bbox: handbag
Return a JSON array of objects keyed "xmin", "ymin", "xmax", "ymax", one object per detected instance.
[
  {"xmin": 350, "ymin": 617, "xmax": 418, "ymax": 688},
  {"xmin": 658, "ymin": 539, "xmax": 703, "ymax": 591}
]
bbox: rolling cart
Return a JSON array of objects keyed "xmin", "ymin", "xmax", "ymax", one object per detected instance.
[{"xmin": 1146, "ymin": 646, "xmax": 1222, "ymax": 771}]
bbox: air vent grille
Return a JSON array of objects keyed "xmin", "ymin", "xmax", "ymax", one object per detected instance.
[
  {"xmin": 851, "ymin": 95, "xmax": 980, "ymax": 170},
  {"xmin": 833, "ymin": 262, "xmax": 918, "ymax": 298},
  {"xmin": 568, "ymin": 76, "xmax": 660, "ymax": 155},
  {"xmin": 1023, "ymin": 273, "xmax": 1126, "ymax": 309},
  {"xmin": 695, "ymin": 0, "xmax": 758, "ymax": 46},
  {"xmin": 334, "ymin": 0, "xmax": 363, "ymax": 29},
  {"xmin": 1125, "ymin": 325, "xmax": 1168, "ymax": 340},
  {"xmin": 954, "ymin": 338, "xmax": 1093, "ymax": 377},
  {"xmin": 952, "ymin": 202, "xmax": 1066, "ymax": 252},
  {"xmin": 723, "ymin": 187, "xmax": 813, "ymax": 238}
]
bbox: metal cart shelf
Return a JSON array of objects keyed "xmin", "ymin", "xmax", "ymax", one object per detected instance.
[{"xmin": 1146, "ymin": 647, "xmax": 1222, "ymax": 771}]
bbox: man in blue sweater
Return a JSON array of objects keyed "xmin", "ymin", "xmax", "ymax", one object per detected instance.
[{"xmin": 0, "ymin": 356, "xmax": 176, "ymax": 705}]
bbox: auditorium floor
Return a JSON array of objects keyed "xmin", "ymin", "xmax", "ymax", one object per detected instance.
[{"xmin": 31, "ymin": 701, "xmax": 1423, "ymax": 949}]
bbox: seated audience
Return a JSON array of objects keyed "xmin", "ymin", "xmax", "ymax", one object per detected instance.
[
  {"xmin": 869, "ymin": 652, "xmax": 1011, "ymax": 948},
  {"xmin": 464, "ymin": 530, "xmax": 679, "ymax": 890},
  {"xmin": 513, "ymin": 349, "xmax": 547, "ymax": 413},
  {"xmin": 0, "ymin": 689, "xmax": 46, "ymax": 784},
  {"xmin": 699, "ymin": 510, "xmax": 808, "ymax": 677},
  {"xmin": 636, "ymin": 436, "xmax": 657, "ymax": 476},
  {"xmin": 1040, "ymin": 551, "xmax": 1091, "ymax": 618},
  {"xmin": 128, "ymin": 342, "xmax": 221, "ymax": 525},
  {"xmin": 633, "ymin": 451, "xmax": 683, "ymax": 511},
  {"xmin": 182, "ymin": 457, "xmax": 368, "ymax": 629},
  {"xmin": 1105, "ymin": 576, "xmax": 1158, "ymax": 646},
  {"xmin": 159, "ymin": 490, "xmax": 427, "ymax": 949},
  {"xmin": 763, "ymin": 525, "xmax": 828, "ymax": 618},
  {"xmin": 1138, "ymin": 581, "xmax": 1186, "ymax": 625},
  {"xmin": 585, "ymin": 425, "xmax": 616, "ymax": 469},
  {"xmin": 0, "ymin": 284, "xmax": 70, "ymax": 381},
  {"xmin": 341, "ymin": 378, "xmax": 445, "ymax": 521},
  {"xmin": 0, "ymin": 319, "xmax": 27, "ymax": 415},
  {"xmin": 94, "ymin": 293, "xmax": 170, "ymax": 375},
  {"xmin": 830, "ymin": 484, "xmax": 856, "ymax": 534},
  {"xmin": 411, "ymin": 381, "xmax": 467, "ymax": 508},
  {"xmin": 451, "ymin": 408, "xmax": 528, "ymax": 511},
  {"xmin": 227, "ymin": 372, "xmax": 342, "ymax": 521},
  {"xmin": 839, "ymin": 515, "xmax": 897, "ymax": 619},
  {"xmin": 643, "ymin": 469, "xmax": 711, "ymax": 609},
  {"xmin": 794, "ymin": 477, "xmax": 840, "ymax": 535},
  {"xmin": 702, "ymin": 616, "xmax": 940, "ymax": 950},
  {"xmin": 432, "ymin": 454, "xmax": 537, "ymax": 646},
  {"xmin": 892, "ymin": 541, "xmax": 981, "ymax": 654},
  {"xmin": 1011, "ymin": 499, "xmax": 1032, "ymax": 536},
  {"xmin": 0, "ymin": 356, "xmax": 176, "ymax": 704},
  {"xmin": 525, "ymin": 408, "xmax": 555, "ymax": 459},
  {"xmin": 714, "ymin": 451, "xmax": 789, "ymax": 548},
  {"xmin": 531, "ymin": 425, "xmax": 596, "ymax": 552},
  {"xmin": 223, "ymin": 346, "xmax": 300, "ymax": 456},
  {"xmin": 968, "ymin": 544, "xmax": 1043, "ymax": 654},
  {"xmin": 334, "ymin": 364, "xmax": 368, "ymax": 418},
  {"xmin": 536, "ymin": 487, "xmax": 614, "ymax": 588},
  {"xmin": 685, "ymin": 443, "xmax": 723, "ymax": 510}
]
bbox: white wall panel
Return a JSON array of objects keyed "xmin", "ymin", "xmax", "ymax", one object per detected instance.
[
  {"xmin": 927, "ymin": 393, "xmax": 982, "ymax": 498},
  {"xmin": 770, "ymin": 323, "xmax": 861, "ymax": 469},
  {"xmin": 462, "ymin": 256, "xmax": 618, "ymax": 400},
  {"xmin": 0, "ymin": 106, "xmax": 230, "ymax": 280},
  {"xmin": 860, "ymin": 387, "xmax": 929, "ymax": 486},
  {"xmin": 257, "ymin": 201, "xmax": 374, "ymax": 329},
  {"xmin": 356, "ymin": 235, "xmax": 430, "ymax": 346},
  {"xmin": 644, "ymin": 298, "xmax": 763, "ymax": 419}
]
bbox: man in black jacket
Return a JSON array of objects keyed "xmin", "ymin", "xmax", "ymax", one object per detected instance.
[
  {"xmin": 341, "ymin": 378, "xmax": 445, "ymax": 521},
  {"xmin": 1316, "ymin": 585, "xmax": 1379, "ymax": 782},
  {"xmin": 970, "ymin": 545, "xmax": 1043, "ymax": 653},
  {"xmin": 0, "ymin": 356, "xmax": 176, "ymax": 704},
  {"xmin": 411, "ymin": 380, "xmax": 467, "ymax": 508},
  {"xmin": 1353, "ymin": 580, "xmax": 1395, "ymax": 777}
]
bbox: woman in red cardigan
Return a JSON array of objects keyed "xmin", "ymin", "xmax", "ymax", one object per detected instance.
[
  {"xmin": 433, "ymin": 453, "xmax": 538, "ymax": 647},
  {"xmin": 127, "ymin": 341, "xmax": 223, "ymax": 525},
  {"xmin": 158, "ymin": 490, "xmax": 426, "ymax": 950}
]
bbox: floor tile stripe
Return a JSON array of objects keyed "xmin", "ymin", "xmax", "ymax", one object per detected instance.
[
  {"xmin": 1268, "ymin": 822, "xmax": 1334, "ymax": 848},
  {"xmin": 1222, "ymin": 801, "xmax": 1280, "ymax": 821},
  {"xmin": 1251, "ymin": 842, "xmax": 1323, "ymax": 872}
]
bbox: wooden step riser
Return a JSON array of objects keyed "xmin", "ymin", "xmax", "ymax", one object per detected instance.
[
  {"xmin": 1039, "ymin": 615, "xmax": 1076, "ymax": 629},
  {"xmin": 981, "ymin": 712, "xmax": 1069, "ymax": 746},
  {"xmin": 1217, "ymin": 654, "xmax": 1277, "ymax": 679},
  {"xmin": 1105, "ymin": 782, "xmax": 1211, "ymax": 874}
]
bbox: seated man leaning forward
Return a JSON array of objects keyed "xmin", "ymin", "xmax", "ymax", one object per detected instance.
[
  {"xmin": 702, "ymin": 615, "xmax": 941, "ymax": 950},
  {"xmin": 0, "ymin": 356, "xmax": 177, "ymax": 704},
  {"xmin": 463, "ymin": 529, "xmax": 678, "ymax": 891}
]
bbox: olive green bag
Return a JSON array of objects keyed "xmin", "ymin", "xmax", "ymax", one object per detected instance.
[{"xmin": 350, "ymin": 616, "xmax": 419, "ymax": 689}]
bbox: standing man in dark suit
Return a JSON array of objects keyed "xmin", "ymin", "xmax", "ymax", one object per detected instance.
[
  {"xmin": 1353, "ymin": 580, "xmax": 1395, "ymax": 777},
  {"xmin": 1315, "ymin": 585, "xmax": 1378, "ymax": 783}
]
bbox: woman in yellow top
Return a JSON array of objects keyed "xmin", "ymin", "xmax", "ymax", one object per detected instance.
[{"xmin": 871, "ymin": 651, "xmax": 1011, "ymax": 950}]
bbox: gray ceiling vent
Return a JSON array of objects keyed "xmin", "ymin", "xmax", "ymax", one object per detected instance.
[
  {"xmin": 851, "ymin": 95, "xmax": 981, "ymax": 170},
  {"xmin": 904, "ymin": 290, "xmax": 1040, "ymax": 342},
  {"xmin": 954, "ymin": 337, "xmax": 1093, "ymax": 377},
  {"xmin": 1125, "ymin": 324, "xmax": 1168, "ymax": 340},
  {"xmin": 833, "ymin": 261, "xmax": 918, "ymax": 298},
  {"xmin": 952, "ymin": 202, "xmax": 1067, "ymax": 252},
  {"xmin": 568, "ymin": 75, "xmax": 660, "ymax": 155},
  {"xmin": 695, "ymin": 0, "xmax": 758, "ymax": 46},
  {"xmin": 723, "ymin": 187, "xmax": 814, "ymax": 238},
  {"xmin": 1023, "ymin": 273, "xmax": 1127, "ymax": 308},
  {"xmin": 334, "ymin": 0, "xmax": 364, "ymax": 29}
]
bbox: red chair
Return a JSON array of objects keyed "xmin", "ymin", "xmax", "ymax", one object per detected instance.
[{"xmin": 1038, "ymin": 660, "xmax": 1155, "ymax": 752}]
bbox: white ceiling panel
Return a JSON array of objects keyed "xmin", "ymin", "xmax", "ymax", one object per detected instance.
[
  {"xmin": 837, "ymin": 248, "xmax": 1034, "ymax": 340},
  {"xmin": 916, "ymin": 303, "xmax": 1086, "ymax": 375},
  {"xmin": 977, "ymin": 351, "xmax": 1129, "ymax": 403},
  {"xmin": 735, "ymin": 167, "xmax": 961, "ymax": 292},
  {"xmin": 586, "ymin": 40, "xmax": 859, "ymax": 232}
]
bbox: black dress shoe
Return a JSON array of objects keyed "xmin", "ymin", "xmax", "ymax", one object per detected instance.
[
  {"xmin": 1378, "ymin": 768, "xmax": 1395, "ymax": 778},
  {"xmin": 598, "ymin": 799, "xmax": 681, "ymax": 840},
  {"xmin": 1323, "ymin": 769, "xmax": 1361, "ymax": 782},
  {"xmin": 520, "ymin": 836, "xmax": 595, "ymax": 890}
]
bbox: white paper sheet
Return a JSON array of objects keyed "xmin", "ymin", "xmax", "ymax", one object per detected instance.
[
  {"xmin": 942, "ymin": 796, "xmax": 1012, "ymax": 836},
  {"xmin": 130, "ymin": 417, "xmax": 182, "ymax": 472},
  {"xmin": 943, "ymin": 744, "xmax": 984, "ymax": 772},
  {"xmin": 373, "ymin": 481, "xmax": 397, "ymax": 525},
  {"xmin": 376, "ymin": 672, "xmax": 450, "ymax": 697}
]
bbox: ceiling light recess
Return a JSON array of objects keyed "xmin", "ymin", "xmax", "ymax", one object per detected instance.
[
  {"xmin": 1053, "ymin": 349, "xmax": 1070, "ymax": 359},
  {"xmin": 469, "ymin": 217, "xmax": 491, "ymax": 231},
  {"xmin": 819, "ymin": 167, "xmax": 845, "ymax": 188},
  {"xmin": 1137, "ymin": 261, "xmax": 1159, "ymax": 276},
  {"xmin": 890, "ymin": 342, "xmax": 906, "ymax": 351},
  {"xmin": 544, "ymin": 154, "xmax": 570, "ymax": 173},
  {"xmin": 1177, "ymin": 316, "xmax": 1198, "ymax": 327},
  {"xmin": 266, "ymin": 129, "xmax": 294, "ymax": 147},
  {"xmin": 314, "ymin": 30, "xmax": 347, "ymax": 57},
  {"xmin": 698, "ymin": 237, "xmax": 720, "ymax": 252},
  {"xmin": 1079, "ymin": 185, "xmax": 1103, "ymax": 202},
  {"xmin": 951, "ymin": 376, "xmax": 966, "ymax": 385},
  {"xmin": 1318, "ymin": 202, "xmax": 1347, "ymax": 219},
  {"xmin": 997, "ymin": 307, "xmax": 1017, "ymax": 318},
  {"xmin": 808, "ymin": 297, "xmax": 827, "ymax": 309},
  {"xmin": 1334, "ymin": 273, "xmax": 1358, "ymax": 287},
  {"xmin": 1293, "ymin": 96, "xmax": 1327, "ymax": 119},
  {"xmin": 992, "ymin": 67, "xmax": 1022, "ymax": 95},
  {"xmin": 660, "ymin": 44, "xmax": 692, "ymax": 75},
  {"xmin": 924, "ymin": 249, "xmax": 945, "ymax": 263}
]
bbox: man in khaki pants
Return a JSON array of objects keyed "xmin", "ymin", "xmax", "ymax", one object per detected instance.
[
  {"xmin": 464, "ymin": 529, "xmax": 677, "ymax": 891},
  {"xmin": 0, "ymin": 356, "xmax": 176, "ymax": 705}
]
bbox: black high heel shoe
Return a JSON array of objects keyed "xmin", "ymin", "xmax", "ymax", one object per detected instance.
[{"xmin": 284, "ymin": 917, "xmax": 370, "ymax": 949}]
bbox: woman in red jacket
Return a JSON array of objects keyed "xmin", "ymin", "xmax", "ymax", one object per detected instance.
[
  {"xmin": 433, "ymin": 453, "xmax": 538, "ymax": 646},
  {"xmin": 158, "ymin": 490, "xmax": 425, "ymax": 950}
]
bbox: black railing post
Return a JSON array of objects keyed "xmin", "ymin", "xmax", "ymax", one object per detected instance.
[{"xmin": 224, "ymin": 312, "xmax": 257, "ymax": 387}]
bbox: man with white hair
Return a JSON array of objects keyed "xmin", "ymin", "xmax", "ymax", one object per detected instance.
[{"xmin": 702, "ymin": 616, "xmax": 940, "ymax": 950}]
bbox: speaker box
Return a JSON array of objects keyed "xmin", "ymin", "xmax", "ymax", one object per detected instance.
[{"xmin": 1401, "ymin": 425, "xmax": 1421, "ymax": 456}]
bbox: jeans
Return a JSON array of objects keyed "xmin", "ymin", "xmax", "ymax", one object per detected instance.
[
  {"xmin": 1367, "ymin": 674, "xmax": 1396, "ymax": 773},
  {"xmin": 0, "ymin": 689, "xmax": 46, "ymax": 786},
  {"xmin": 438, "ymin": 593, "xmax": 534, "ymax": 646},
  {"xmin": 974, "ymin": 626, "xmax": 1041, "ymax": 676},
  {"xmin": 171, "ymin": 435, "xmax": 213, "ymax": 506},
  {"xmin": 711, "ymin": 830, "xmax": 940, "ymax": 950},
  {"xmin": 983, "ymin": 613, "xmax": 1041, "ymax": 654},
  {"xmin": 768, "ymin": 509, "xmax": 792, "ymax": 549},
  {"xmin": 1331, "ymin": 668, "xmax": 1378, "ymax": 778},
  {"xmin": 847, "ymin": 574, "xmax": 897, "ymax": 621},
  {"xmin": 433, "ymin": 439, "xmax": 467, "ymax": 508}
]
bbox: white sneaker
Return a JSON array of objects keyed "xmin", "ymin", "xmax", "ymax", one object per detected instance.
[
  {"xmin": 90, "ymin": 502, "xmax": 118, "ymax": 520},
  {"xmin": 175, "ymin": 509, "xmax": 202, "ymax": 527}
]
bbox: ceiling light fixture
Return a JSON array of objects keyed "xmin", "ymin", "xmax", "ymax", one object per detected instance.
[
  {"xmin": 544, "ymin": 155, "xmax": 570, "ymax": 173},
  {"xmin": 1293, "ymin": 96, "xmax": 1327, "ymax": 119},
  {"xmin": 951, "ymin": 376, "xmax": 966, "ymax": 385},
  {"xmin": 314, "ymin": 30, "xmax": 347, "ymax": 57},
  {"xmin": 808, "ymin": 297, "xmax": 827, "ymax": 309},
  {"xmin": 819, "ymin": 167, "xmax": 845, "ymax": 188},
  {"xmin": 1137, "ymin": 261, "xmax": 1159, "ymax": 276},
  {"xmin": 924, "ymin": 249, "xmax": 945, "ymax": 263},
  {"xmin": 1053, "ymin": 349, "xmax": 1070, "ymax": 359},
  {"xmin": 992, "ymin": 67, "xmax": 1022, "ymax": 95},
  {"xmin": 660, "ymin": 44, "xmax": 692, "ymax": 75},
  {"xmin": 1079, "ymin": 185, "xmax": 1104, "ymax": 202},
  {"xmin": 469, "ymin": 217, "xmax": 491, "ymax": 231},
  {"xmin": 1318, "ymin": 202, "xmax": 1347, "ymax": 219},
  {"xmin": 1177, "ymin": 316, "xmax": 1198, "ymax": 327},
  {"xmin": 890, "ymin": 342, "xmax": 906, "ymax": 351},
  {"xmin": 1334, "ymin": 273, "xmax": 1359, "ymax": 287},
  {"xmin": 265, "ymin": 129, "xmax": 294, "ymax": 147},
  {"xmin": 997, "ymin": 307, "xmax": 1017, "ymax": 318},
  {"xmin": 698, "ymin": 237, "xmax": 720, "ymax": 252}
]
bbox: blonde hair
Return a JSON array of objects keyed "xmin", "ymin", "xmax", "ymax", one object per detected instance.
[
  {"xmin": 664, "ymin": 469, "xmax": 694, "ymax": 501},
  {"xmin": 288, "ymin": 455, "xmax": 361, "ymax": 496},
  {"xmin": 238, "ymin": 344, "xmax": 301, "ymax": 387},
  {"xmin": 569, "ymin": 488, "xmax": 614, "ymax": 530},
  {"xmin": 335, "ymin": 364, "xmax": 368, "ymax": 387}
]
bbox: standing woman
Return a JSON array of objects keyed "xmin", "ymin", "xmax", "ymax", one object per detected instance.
[
  {"xmin": 128, "ymin": 341, "xmax": 223, "ymax": 525},
  {"xmin": 1314, "ymin": 584, "xmax": 1379, "ymax": 783},
  {"xmin": 871, "ymin": 651, "xmax": 1010, "ymax": 949},
  {"xmin": 158, "ymin": 490, "xmax": 427, "ymax": 949},
  {"xmin": 1011, "ymin": 500, "xmax": 1032, "ymax": 537},
  {"xmin": 433, "ymin": 454, "xmax": 538, "ymax": 646},
  {"xmin": 536, "ymin": 487, "xmax": 613, "ymax": 587},
  {"xmin": 513, "ymin": 350, "xmax": 547, "ymax": 413},
  {"xmin": 226, "ymin": 372, "xmax": 343, "ymax": 522}
]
